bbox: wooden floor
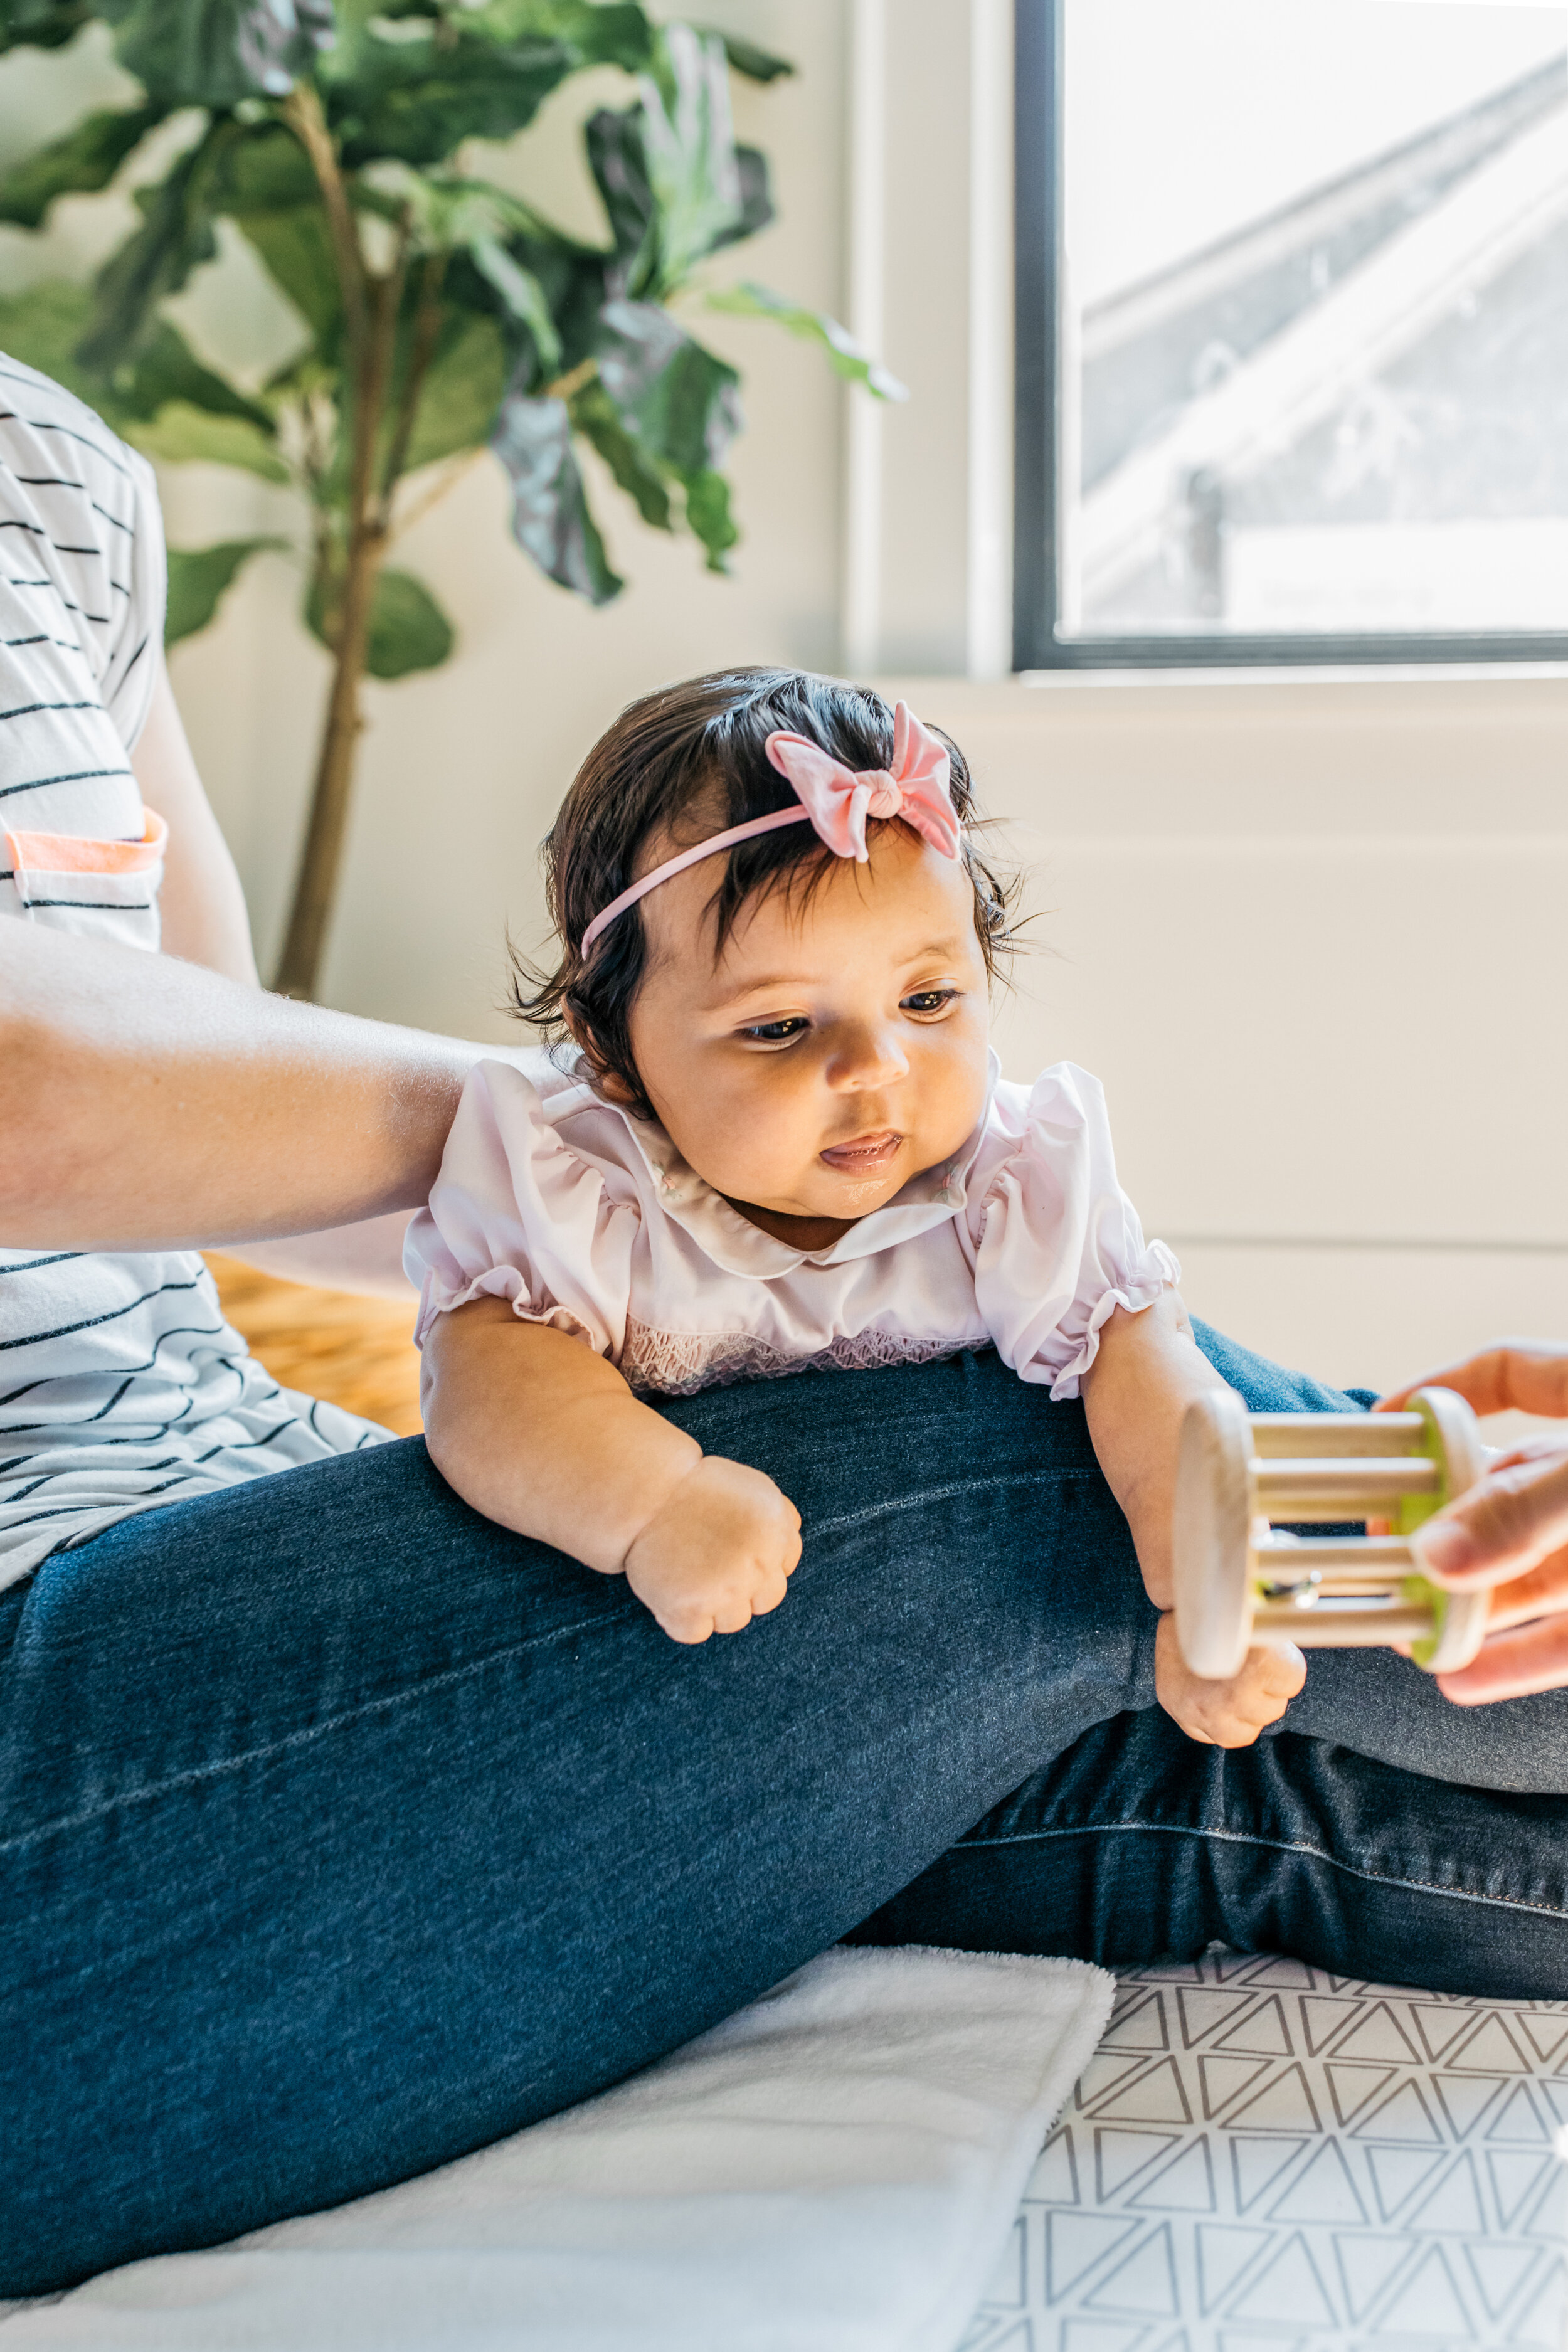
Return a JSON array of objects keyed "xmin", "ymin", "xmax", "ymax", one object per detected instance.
[{"xmin": 206, "ymin": 1255, "xmax": 423, "ymax": 1436}]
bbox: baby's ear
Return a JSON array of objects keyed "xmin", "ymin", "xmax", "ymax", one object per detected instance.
[{"xmin": 564, "ymin": 1010, "xmax": 637, "ymax": 1106}]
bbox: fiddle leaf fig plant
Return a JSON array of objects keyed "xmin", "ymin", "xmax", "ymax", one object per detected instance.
[{"xmin": 0, "ymin": 0, "xmax": 904, "ymax": 997}]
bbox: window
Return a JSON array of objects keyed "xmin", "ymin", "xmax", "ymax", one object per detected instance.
[{"xmin": 1014, "ymin": 0, "xmax": 1568, "ymax": 667}]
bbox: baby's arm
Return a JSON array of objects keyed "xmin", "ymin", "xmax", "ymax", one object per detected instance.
[
  {"xmin": 421, "ymin": 1296, "xmax": 801, "ymax": 1643},
  {"xmin": 1081, "ymin": 1292, "xmax": 1306, "ymax": 1745}
]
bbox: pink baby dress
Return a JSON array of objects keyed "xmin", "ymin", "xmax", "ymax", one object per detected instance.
[{"xmin": 405, "ymin": 1049, "xmax": 1179, "ymax": 1401}]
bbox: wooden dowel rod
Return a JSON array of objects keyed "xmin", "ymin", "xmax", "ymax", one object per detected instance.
[
  {"xmin": 1249, "ymin": 1413, "xmax": 1425, "ymax": 1458},
  {"xmin": 1254, "ymin": 1458, "xmax": 1439, "ymax": 1513},
  {"xmin": 1256, "ymin": 1539, "xmax": 1416, "ymax": 1577},
  {"xmin": 1254, "ymin": 1602, "xmax": 1434, "ymax": 1646}
]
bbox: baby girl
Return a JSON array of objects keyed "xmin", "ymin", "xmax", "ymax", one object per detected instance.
[{"xmin": 406, "ymin": 669, "xmax": 1303, "ymax": 1747}]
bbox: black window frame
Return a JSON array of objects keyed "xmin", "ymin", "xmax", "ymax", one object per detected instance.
[{"xmin": 1012, "ymin": 0, "xmax": 1568, "ymax": 672}]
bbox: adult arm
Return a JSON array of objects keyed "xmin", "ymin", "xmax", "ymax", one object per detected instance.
[
  {"xmin": 1380, "ymin": 1345, "xmax": 1568, "ymax": 1703},
  {"xmin": 0, "ymin": 918, "xmax": 483, "ymax": 1251},
  {"xmin": 134, "ymin": 660, "xmax": 259, "ymax": 987},
  {"xmin": 130, "ymin": 660, "xmax": 416, "ymax": 1288}
]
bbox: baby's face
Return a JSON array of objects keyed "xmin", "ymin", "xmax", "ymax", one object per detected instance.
[{"xmin": 623, "ymin": 825, "xmax": 992, "ymax": 1241}]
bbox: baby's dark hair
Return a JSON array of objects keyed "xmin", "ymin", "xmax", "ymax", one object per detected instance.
[{"xmin": 511, "ymin": 667, "xmax": 1020, "ymax": 1120}]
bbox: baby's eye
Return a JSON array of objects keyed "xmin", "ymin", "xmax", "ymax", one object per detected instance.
[
  {"xmin": 742, "ymin": 1015, "xmax": 811, "ymax": 1044},
  {"xmin": 901, "ymin": 988, "xmax": 956, "ymax": 1016}
]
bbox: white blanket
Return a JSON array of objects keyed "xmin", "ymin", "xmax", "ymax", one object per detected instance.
[{"xmin": 4, "ymin": 1946, "xmax": 1113, "ymax": 2352}]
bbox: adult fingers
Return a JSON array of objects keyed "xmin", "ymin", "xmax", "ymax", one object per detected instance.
[
  {"xmin": 1409, "ymin": 1451, "xmax": 1568, "ymax": 1589},
  {"xmin": 1378, "ymin": 1342, "xmax": 1568, "ymax": 1420},
  {"xmin": 1471, "ymin": 1544, "xmax": 1568, "ymax": 1633},
  {"xmin": 1438, "ymin": 1611, "xmax": 1568, "ymax": 1705}
]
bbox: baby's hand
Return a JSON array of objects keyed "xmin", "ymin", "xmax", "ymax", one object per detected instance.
[
  {"xmin": 623, "ymin": 1455, "xmax": 802, "ymax": 1644},
  {"xmin": 1155, "ymin": 1612, "xmax": 1305, "ymax": 1746}
]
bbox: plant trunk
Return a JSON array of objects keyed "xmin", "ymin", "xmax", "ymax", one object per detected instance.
[{"xmin": 272, "ymin": 516, "xmax": 384, "ymax": 1000}]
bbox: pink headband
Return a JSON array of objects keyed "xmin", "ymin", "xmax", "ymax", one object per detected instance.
[{"xmin": 579, "ymin": 701, "xmax": 960, "ymax": 958}]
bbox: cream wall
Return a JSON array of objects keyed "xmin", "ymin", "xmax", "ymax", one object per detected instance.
[
  {"xmin": 879, "ymin": 670, "xmax": 1568, "ymax": 1393},
  {"xmin": 4, "ymin": 1, "xmax": 1567, "ymax": 1392}
]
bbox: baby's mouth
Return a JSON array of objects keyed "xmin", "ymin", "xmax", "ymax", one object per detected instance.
[{"xmin": 819, "ymin": 1129, "xmax": 903, "ymax": 1174}]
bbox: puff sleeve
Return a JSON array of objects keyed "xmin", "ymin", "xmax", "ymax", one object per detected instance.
[
  {"xmin": 972, "ymin": 1063, "xmax": 1179, "ymax": 1401},
  {"xmin": 404, "ymin": 1061, "xmax": 640, "ymax": 1360}
]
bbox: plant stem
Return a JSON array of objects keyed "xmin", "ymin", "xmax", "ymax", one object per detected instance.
[
  {"xmin": 544, "ymin": 354, "xmax": 599, "ymax": 403},
  {"xmin": 273, "ymin": 117, "xmax": 408, "ymax": 1001},
  {"xmin": 283, "ymin": 84, "xmax": 368, "ymax": 368},
  {"xmin": 379, "ymin": 250, "xmax": 447, "ymax": 515}
]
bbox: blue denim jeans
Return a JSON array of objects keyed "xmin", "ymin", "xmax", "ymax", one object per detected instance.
[{"xmin": 3, "ymin": 1329, "xmax": 1567, "ymax": 2296}]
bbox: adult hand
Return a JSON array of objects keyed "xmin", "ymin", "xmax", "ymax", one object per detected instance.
[{"xmin": 1378, "ymin": 1346, "xmax": 1568, "ymax": 1705}]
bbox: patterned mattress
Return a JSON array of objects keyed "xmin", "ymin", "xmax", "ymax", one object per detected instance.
[{"xmin": 964, "ymin": 1948, "xmax": 1568, "ymax": 2351}]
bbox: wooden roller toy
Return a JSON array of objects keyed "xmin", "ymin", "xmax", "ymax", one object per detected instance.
[{"xmin": 1172, "ymin": 1387, "xmax": 1490, "ymax": 1680}]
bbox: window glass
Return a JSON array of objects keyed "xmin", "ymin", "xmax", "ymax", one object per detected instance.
[{"xmin": 1059, "ymin": 0, "xmax": 1568, "ymax": 639}]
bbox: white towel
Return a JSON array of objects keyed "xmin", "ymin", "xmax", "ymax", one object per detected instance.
[{"xmin": 4, "ymin": 1945, "xmax": 1113, "ymax": 2352}]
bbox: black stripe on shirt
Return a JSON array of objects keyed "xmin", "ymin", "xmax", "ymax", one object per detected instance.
[
  {"xmin": 0, "ymin": 1275, "xmax": 204, "ymax": 1353},
  {"xmin": 0, "ymin": 408, "xmax": 131, "ymax": 476},
  {"xmin": 112, "ymin": 630, "xmax": 149, "ymax": 688},
  {"xmin": 11, "ymin": 479, "xmax": 134, "ymax": 539},
  {"xmin": 0, "ymin": 1251, "xmax": 81, "ymax": 1275},
  {"xmin": 0, "ymin": 700, "xmax": 97, "ymax": 723},
  {"xmin": 1, "ymin": 1474, "xmax": 206, "ymax": 1525},
  {"xmin": 0, "ymin": 1317, "xmax": 228, "ymax": 1394},
  {"xmin": 10, "ymin": 896, "xmax": 155, "ymax": 911},
  {"xmin": 0, "ymin": 768, "xmax": 131, "ymax": 803}
]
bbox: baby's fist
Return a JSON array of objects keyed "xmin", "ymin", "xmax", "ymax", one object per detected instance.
[
  {"xmin": 624, "ymin": 1455, "xmax": 802, "ymax": 1643},
  {"xmin": 1155, "ymin": 1611, "xmax": 1305, "ymax": 1746}
]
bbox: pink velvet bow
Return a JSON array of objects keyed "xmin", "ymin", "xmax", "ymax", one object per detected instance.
[{"xmin": 764, "ymin": 701, "xmax": 960, "ymax": 864}]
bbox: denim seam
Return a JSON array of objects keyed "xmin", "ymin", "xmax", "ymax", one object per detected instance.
[
  {"xmin": 807, "ymin": 1467, "xmax": 1098, "ymax": 1538},
  {"xmin": 959, "ymin": 1817, "xmax": 1568, "ymax": 1922},
  {"xmin": 0, "ymin": 1603, "xmax": 634, "ymax": 1858}
]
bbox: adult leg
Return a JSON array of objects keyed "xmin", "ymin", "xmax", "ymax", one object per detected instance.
[
  {"xmin": 1, "ymin": 1350, "xmax": 1152, "ymax": 2296},
  {"xmin": 850, "ymin": 1710, "xmax": 1568, "ymax": 2000},
  {"xmin": 852, "ymin": 1325, "xmax": 1568, "ymax": 1993}
]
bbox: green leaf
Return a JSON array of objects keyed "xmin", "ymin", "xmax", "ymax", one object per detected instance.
[
  {"xmin": 635, "ymin": 23, "xmax": 750, "ymax": 292},
  {"xmin": 205, "ymin": 117, "xmax": 319, "ymax": 211},
  {"xmin": 124, "ymin": 396, "xmax": 290, "ymax": 480},
  {"xmin": 120, "ymin": 316, "xmax": 275, "ymax": 427},
  {"xmin": 569, "ymin": 377, "xmax": 669, "ymax": 530},
  {"xmin": 706, "ymin": 281, "xmax": 909, "ymax": 401},
  {"xmin": 305, "ymin": 563, "xmax": 455, "ymax": 678},
  {"xmin": 596, "ymin": 297, "xmax": 739, "ymax": 475},
  {"xmin": 583, "ymin": 103, "xmax": 653, "ymax": 296},
  {"xmin": 401, "ymin": 308, "xmax": 506, "ymax": 472},
  {"xmin": 0, "ymin": 278, "xmax": 105, "ymax": 406},
  {"xmin": 165, "ymin": 533, "xmax": 285, "ymax": 643},
  {"xmin": 0, "ymin": 103, "xmax": 164, "ymax": 230},
  {"xmin": 76, "ymin": 122, "xmax": 225, "ymax": 373},
  {"xmin": 330, "ymin": 26, "xmax": 578, "ymax": 167},
  {"xmin": 0, "ymin": 0, "xmax": 92, "ymax": 56},
  {"xmin": 103, "ymin": 0, "xmax": 336, "ymax": 107},
  {"xmin": 469, "ymin": 0, "xmax": 650, "ymax": 70},
  {"xmin": 366, "ymin": 566, "xmax": 455, "ymax": 677},
  {"xmin": 232, "ymin": 205, "xmax": 341, "ymax": 346},
  {"xmin": 490, "ymin": 386, "xmax": 620, "ymax": 603},
  {"xmin": 696, "ymin": 25, "xmax": 792, "ymax": 83},
  {"xmin": 682, "ymin": 464, "xmax": 735, "ymax": 571},
  {"xmin": 469, "ymin": 238, "xmax": 562, "ymax": 378}
]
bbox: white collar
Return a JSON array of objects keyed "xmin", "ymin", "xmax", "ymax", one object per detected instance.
[{"xmin": 542, "ymin": 1051, "xmax": 1001, "ymax": 1278}]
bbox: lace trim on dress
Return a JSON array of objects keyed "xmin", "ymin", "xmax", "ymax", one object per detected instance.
[{"xmin": 621, "ymin": 1318, "xmax": 975, "ymax": 1398}]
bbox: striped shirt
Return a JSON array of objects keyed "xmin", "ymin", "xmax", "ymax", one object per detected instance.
[{"xmin": 0, "ymin": 356, "xmax": 386, "ymax": 1591}]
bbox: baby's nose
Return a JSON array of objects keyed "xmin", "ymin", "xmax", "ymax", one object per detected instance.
[{"xmin": 834, "ymin": 1023, "xmax": 908, "ymax": 1084}]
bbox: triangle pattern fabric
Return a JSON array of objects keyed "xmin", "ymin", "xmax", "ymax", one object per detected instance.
[{"xmin": 972, "ymin": 1950, "xmax": 1568, "ymax": 2349}]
